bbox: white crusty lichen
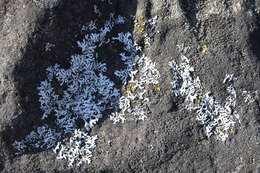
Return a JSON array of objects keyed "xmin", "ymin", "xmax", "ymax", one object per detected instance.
[
  {"xmin": 242, "ymin": 90, "xmax": 255, "ymax": 104},
  {"xmin": 109, "ymin": 20, "xmax": 160, "ymax": 123},
  {"xmin": 93, "ymin": 4, "xmax": 101, "ymax": 16},
  {"xmin": 81, "ymin": 20, "xmax": 97, "ymax": 31},
  {"xmin": 169, "ymin": 55, "xmax": 201, "ymax": 98},
  {"xmin": 12, "ymin": 2, "xmax": 161, "ymax": 166},
  {"xmin": 223, "ymin": 74, "xmax": 234, "ymax": 84},
  {"xmin": 12, "ymin": 8, "xmax": 133, "ymax": 166},
  {"xmin": 169, "ymin": 54, "xmax": 239, "ymax": 141},
  {"xmin": 110, "ymin": 55, "xmax": 160, "ymax": 123},
  {"xmin": 12, "ymin": 125, "xmax": 61, "ymax": 155},
  {"xmin": 112, "ymin": 32, "xmax": 140, "ymax": 84},
  {"xmin": 53, "ymin": 130, "xmax": 97, "ymax": 167},
  {"xmin": 109, "ymin": 14, "xmax": 161, "ymax": 123},
  {"xmin": 45, "ymin": 42, "xmax": 55, "ymax": 52}
]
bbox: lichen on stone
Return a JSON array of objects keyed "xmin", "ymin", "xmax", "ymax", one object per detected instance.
[
  {"xmin": 169, "ymin": 52, "xmax": 239, "ymax": 141},
  {"xmin": 12, "ymin": 1, "xmax": 161, "ymax": 167}
]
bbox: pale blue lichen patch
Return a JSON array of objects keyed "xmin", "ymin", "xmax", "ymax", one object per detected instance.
[{"xmin": 12, "ymin": 1, "xmax": 161, "ymax": 166}]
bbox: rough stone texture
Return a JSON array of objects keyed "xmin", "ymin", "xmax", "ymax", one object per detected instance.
[{"xmin": 0, "ymin": 0, "xmax": 260, "ymax": 172}]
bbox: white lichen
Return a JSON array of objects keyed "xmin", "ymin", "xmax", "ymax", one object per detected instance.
[
  {"xmin": 53, "ymin": 130, "xmax": 97, "ymax": 167},
  {"xmin": 110, "ymin": 55, "xmax": 160, "ymax": 123},
  {"xmin": 13, "ymin": 1, "xmax": 161, "ymax": 166},
  {"xmin": 13, "ymin": 125, "xmax": 61, "ymax": 154},
  {"xmin": 147, "ymin": 15, "xmax": 158, "ymax": 26},
  {"xmin": 93, "ymin": 5, "xmax": 101, "ymax": 16},
  {"xmin": 45, "ymin": 42, "xmax": 55, "ymax": 52},
  {"xmin": 242, "ymin": 90, "xmax": 255, "ymax": 104},
  {"xmin": 12, "ymin": 11, "xmax": 133, "ymax": 166},
  {"xmin": 169, "ymin": 56, "xmax": 239, "ymax": 141},
  {"xmin": 82, "ymin": 20, "xmax": 97, "ymax": 31},
  {"xmin": 223, "ymin": 74, "xmax": 234, "ymax": 84}
]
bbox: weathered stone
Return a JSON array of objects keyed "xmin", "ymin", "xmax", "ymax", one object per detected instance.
[{"xmin": 0, "ymin": 0, "xmax": 260, "ymax": 172}]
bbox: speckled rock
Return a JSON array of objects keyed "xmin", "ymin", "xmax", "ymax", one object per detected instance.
[{"xmin": 0, "ymin": 0, "xmax": 260, "ymax": 172}]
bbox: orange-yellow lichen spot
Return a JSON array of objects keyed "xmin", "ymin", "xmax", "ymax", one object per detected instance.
[
  {"xmin": 216, "ymin": 126, "xmax": 224, "ymax": 131},
  {"xmin": 127, "ymin": 83, "xmax": 135, "ymax": 92},
  {"xmin": 139, "ymin": 16, "xmax": 144, "ymax": 20},
  {"xmin": 127, "ymin": 88, "xmax": 131, "ymax": 92},
  {"xmin": 140, "ymin": 28, "xmax": 145, "ymax": 33},
  {"xmin": 134, "ymin": 22, "xmax": 141, "ymax": 28},
  {"xmin": 202, "ymin": 45, "xmax": 208, "ymax": 53},
  {"xmin": 129, "ymin": 83, "xmax": 134, "ymax": 87},
  {"xmin": 229, "ymin": 127, "xmax": 234, "ymax": 133}
]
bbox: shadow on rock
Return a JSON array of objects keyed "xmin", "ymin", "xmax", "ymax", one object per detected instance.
[
  {"xmin": 250, "ymin": 22, "xmax": 260, "ymax": 62},
  {"xmin": 178, "ymin": 0, "xmax": 200, "ymax": 28}
]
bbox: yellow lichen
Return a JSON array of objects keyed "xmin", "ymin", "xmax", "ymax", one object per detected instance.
[
  {"xmin": 202, "ymin": 45, "xmax": 208, "ymax": 53},
  {"xmin": 229, "ymin": 127, "xmax": 234, "ymax": 133},
  {"xmin": 140, "ymin": 28, "xmax": 145, "ymax": 33},
  {"xmin": 129, "ymin": 83, "xmax": 135, "ymax": 87},
  {"xmin": 139, "ymin": 16, "xmax": 144, "ymax": 20},
  {"xmin": 216, "ymin": 126, "xmax": 224, "ymax": 131},
  {"xmin": 134, "ymin": 22, "xmax": 141, "ymax": 28}
]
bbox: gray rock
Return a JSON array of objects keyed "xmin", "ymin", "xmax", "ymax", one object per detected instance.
[{"xmin": 0, "ymin": 0, "xmax": 260, "ymax": 172}]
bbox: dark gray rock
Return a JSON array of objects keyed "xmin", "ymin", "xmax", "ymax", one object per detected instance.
[{"xmin": 0, "ymin": 0, "xmax": 260, "ymax": 172}]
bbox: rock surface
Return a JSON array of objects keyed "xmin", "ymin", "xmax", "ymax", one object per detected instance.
[{"xmin": 0, "ymin": 0, "xmax": 260, "ymax": 172}]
